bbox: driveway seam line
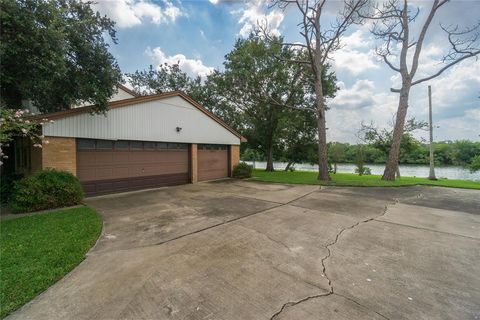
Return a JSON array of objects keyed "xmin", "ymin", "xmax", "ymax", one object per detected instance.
[{"xmin": 373, "ymin": 219, "xmax": 480, "ymax": 240}]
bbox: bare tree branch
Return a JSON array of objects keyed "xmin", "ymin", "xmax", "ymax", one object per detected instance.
[{"xmin": 411, "ymin": 51, "xmax": 480, "ymax": 86}]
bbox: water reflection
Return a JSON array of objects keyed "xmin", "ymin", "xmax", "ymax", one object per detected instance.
[{"xmin": 244, "ymin": 161, "xmax": 480, "ymax": 181}]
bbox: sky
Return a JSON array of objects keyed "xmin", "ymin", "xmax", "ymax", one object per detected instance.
[{"xmin": 90, "ymin": 0, "xmax": 480, "ymax": 143}]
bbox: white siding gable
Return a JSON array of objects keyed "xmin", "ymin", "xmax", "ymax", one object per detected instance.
[
  {"xmin": 109, "ymin": 86, "xmax": 136, "ymax": 102},
  {"xmin": 43, "ymin": 96, "xmax": 241, "ymax": 145},
  {"xmin": 74, "ymin": 86, "xmax": 136, "ymax": 108}
]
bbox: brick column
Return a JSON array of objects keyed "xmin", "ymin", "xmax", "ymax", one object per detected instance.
[
  {"xmin": 42, "ymin": 136, "xmax": 77, "ymax": 176},
  {"xmin": 230, "ymin": 145, "xmax": 240, "ymax": 177},
  {"xmin": 191, "ymin": 143, "xmax": 198, "ymax": 183}
]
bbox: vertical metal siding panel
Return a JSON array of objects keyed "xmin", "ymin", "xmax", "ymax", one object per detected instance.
[{"xmin": 42, "ymin": 96, "xmax": 241, "ymax": 145}]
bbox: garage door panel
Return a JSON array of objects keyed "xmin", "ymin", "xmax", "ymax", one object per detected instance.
[
  {"xmin": 77, "ymin": 142, "xmax": 190, "ymax": 196},
  {"xmin": 77, "ymin": 168, "xmax": 96, "ymax": 181},
  {"xmin": 198, "ymin": 147, "xmax": 228, "ymax": 182},
  {"xmin": 112, "ymin": 152, "xmax": 130, "ymax": 163},
  {"xmin": 95, "ymin": 153, "xmax": 115, "ymax": 165},
  {"xmin": 112, "ymin": 166, "xmax": 130, "ymax": 178},
  {"xmin": 81, "ymin": 174, "xmax": 190, "ymax": 196},
  {"xmin": 77, "ymin": 153, "xmax": 96, "ymax": 166},
  {"xmin": 94, "ymin": 167, "xmax": 115, "ymax": 180}
]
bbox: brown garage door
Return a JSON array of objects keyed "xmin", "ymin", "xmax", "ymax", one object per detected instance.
[
  {"xmin": 198, "ymin": 144, "xmax": 229, "ymax": 181},
  {"xmin": 77, "ymin": 139, "xmax": 190, "ymax": 196}
]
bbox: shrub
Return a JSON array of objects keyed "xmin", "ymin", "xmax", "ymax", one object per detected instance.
[
  {"xmin": 469, "ymin": 155, "xmax": 480, "ymax": 173},
  {"xmin": 0, "ymin": 172, "xmax": 23, "ymax": 204},
  {"xmin": 232, "ymin": 162, "xmax": 253, "ymax": 179},
  {"xmin": 355, "ymin": 166, "xmax": 372, "ymax": 176},
  {"xmin": 10, "ymin": 169, "xmax": 84, "ymax": 213}
]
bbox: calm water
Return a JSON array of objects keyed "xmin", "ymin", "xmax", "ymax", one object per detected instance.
[{"xmin": 244, "ymin": 161, "xmax": 480, "ymax": 181}]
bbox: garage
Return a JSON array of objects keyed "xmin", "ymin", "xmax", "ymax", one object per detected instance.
[
  {"xmin": 198, "ymin": 144, "xmax": 229, "ymax": 181},
  {"xmin": 77, "ymin": 139, "xmax": 190, "ymax": 196},
  {"xmin": 26, "ymin": 90, "xmax": 245, "ymax": 196}
]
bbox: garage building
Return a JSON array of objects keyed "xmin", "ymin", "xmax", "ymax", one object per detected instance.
[{"xmin": 18, "ymin": 87, "xmax": 244, "ymax": 196}]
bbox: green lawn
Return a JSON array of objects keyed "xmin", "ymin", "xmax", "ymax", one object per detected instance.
[
  {"xmin": 0, "ymin": 207, "xmax": 102, "ymax": 318},
  {"xmin": 252, "ymin": 169, "xmax": 480, "ymax": 189}
]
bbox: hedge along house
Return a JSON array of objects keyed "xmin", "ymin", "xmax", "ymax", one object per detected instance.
[{"xmin": 18, "ymin": 85, "xmax": 244, "ymax": 196}]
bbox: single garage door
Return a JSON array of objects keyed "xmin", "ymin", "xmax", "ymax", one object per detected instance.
[
  {"xmin": 198, "ymin": 144, "xmax": 229, "ymax": 181},
  {"xmin": 77, "ymin": 139, "xmax": 190, "ymax": 196}
]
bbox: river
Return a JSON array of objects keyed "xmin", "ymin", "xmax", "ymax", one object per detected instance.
[{"xmin": 243, "ymin": 161, "xmax": 480, "ymax": 181}]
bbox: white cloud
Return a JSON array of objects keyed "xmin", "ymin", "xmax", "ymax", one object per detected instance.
[
  {"xmin": 326, "ymin": 56, "xmax": 480, "ymax": 143},
  {"xmin": 330, "ymin": 80, "xmax": 376, "ymax": 109},
  {"xmin": 146, "ymin": 47, "xmax": 214, "ymax": 78},
  {"xmin": 327, "ymin": 79, "xmax": 400, "ymax": 142},
  {"xmin": 332, "ymin": 31, "xmax": 380, "ymax": 76},
  {"xmin": 234, "ymin": 0, "xmax": 284, "ymax": 37},
  {"xmin": 90, "ymin": 0, "xmax": 184, "ymax": 28}
]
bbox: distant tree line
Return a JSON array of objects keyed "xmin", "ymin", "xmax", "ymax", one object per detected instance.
[{"xmin": 241, "ymin": 140, "xmax": 480, "ymax": 169}]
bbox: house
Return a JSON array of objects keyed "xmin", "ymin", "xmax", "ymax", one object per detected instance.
[{"xmin": 15, "ymin": 85, "xmax": 244, "ymax": 196}]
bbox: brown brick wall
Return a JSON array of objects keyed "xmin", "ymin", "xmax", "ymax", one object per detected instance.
[
  {"xmin": 191, "ymin": 143, "xmax": 198, "ymax": 183},
  {"xmin": 42, "ymin": 137, "xmax": 77, "ymax": 175},
  {"xmin": 230, "ymin": 145, "xmax": 240, "ymax": 176}
]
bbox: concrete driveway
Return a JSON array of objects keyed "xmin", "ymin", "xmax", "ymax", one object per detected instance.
[{"xmin": 8, "ymin": 180, "xmax": 480, "ymax": 320}]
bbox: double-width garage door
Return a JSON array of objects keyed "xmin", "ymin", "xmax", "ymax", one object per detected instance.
[
  {"xmin": 77, "ymin": 139, "xmax": 190, "ymax": 196},
  {"xmin": 198, "ymin": 144, "xmax": 229, "ymax": 181}
]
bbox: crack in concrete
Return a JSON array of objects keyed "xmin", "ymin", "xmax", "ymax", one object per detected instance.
[
  {"xmin": 270, "ymin": 204, "xmax": 391, "ymax": 320},
  {"xmin": 269, "ymin": 292, "xmax": 333, "ymax": 320},
  {"xmin": 235, "ymin": 224, "xmax": 295, "ymax": 253},
  {"xmin": 333, "ymin": 292, "xmax": 390, "ymax": 320}
]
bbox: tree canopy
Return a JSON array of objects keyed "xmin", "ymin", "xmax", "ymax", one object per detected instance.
[{"xmin": 0, "ymin": 0, "xmax": 121, "ymax": 113}]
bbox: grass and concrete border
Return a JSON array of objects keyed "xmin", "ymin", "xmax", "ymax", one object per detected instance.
[
  {"xmin": 252, "ymin": 169, "xmax": 480, "ymax": 189},
  {"xmin": 0, "ymin": 206, "xmax": 102, "ymax": 318}
]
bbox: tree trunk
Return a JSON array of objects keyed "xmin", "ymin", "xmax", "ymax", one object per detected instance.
[
  {"xmin": 396, "ymin": 166, "xmax": 401, "ymax": 178},
  {"xmin": 265, "ymin": 146, "xmax": 274, "ymax": 172},
  {"xmin": 313, "ymin": 65, "xmax": 330, "ymax": 180},
  {"xmin": 382, "ymin": 86, "xmax": 410, "ymax": 181},
  {"xmin": 317, "ymin": 107, "xmax": 330, "ymax": 180},
  {"xmin": 285, "ymin": 161, "xmax": 294, "ymax": 171},
  {"xmin": 264, "ymin": 105, "xmax": 277, "ymax": 172},
  {"xmin": 311, "ymin": 13, "xmax": 331, "ymax": 182},
  {"xmin": 334, "ymin": 162, "xmax": 337, "ymax": 174},
  {"xmin": 428, "ymin": 85, "xmax": 437, "ymax": 180}
]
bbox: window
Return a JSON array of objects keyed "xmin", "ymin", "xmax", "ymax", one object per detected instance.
[
  {"xmin": 198, "ymin": 144, "xmax": 226, "ymax": 150},
  {"xmin": 177, "ymin": 143, "xmax": 188, "ymax": 150},
  {"xmin": 115, "ymin": 141, "xmax": 129, "ymax": 150},
  {"xmin": 77, "ymin": 139, "xmax": 96, "ymax": 150},
  {"xmin": 130, "ymin": 141, "xmax": 143, "ymax": 150},
  {"xmin": 156, "ymin": 142, "xmax": 168, "ymax": 150},
  {"xmin": 144, "ymin": 141, "xmax": 155, "ymax": 150},
  {"xmin": 96, "ymin": 140, "xmax": 113, "ymax": 150}
]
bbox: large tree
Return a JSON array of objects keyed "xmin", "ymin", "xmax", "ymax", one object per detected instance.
[
  {"xmin": 366, "ymin": 0, "xmax": 480, "ymax": 180},
  {"xmin": 280, "ymin": 109, "xmax": 319, "ymax": 171},
  {"xmin": 271, "ymin": 0, "xmax": 370, "ymax": 180},
  {"xmin": 212, "ymin": 35, "xmax": 312, "ymax": 171},
  {"xmin": 126, "ymin": 64, "xmax": 203, "ymax": 100},
  {"xmin": 0, "ymin": 0, "xmax": 121, "ymax": 113},
  {"xmin": 212, "ymin": 34, "xmax": 337, "ymax": 171}
]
